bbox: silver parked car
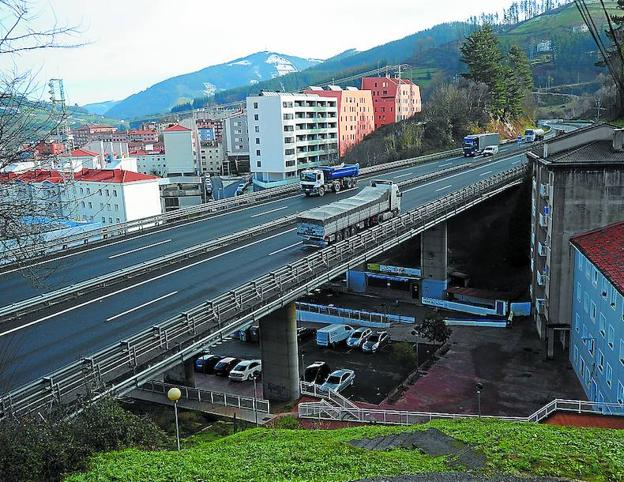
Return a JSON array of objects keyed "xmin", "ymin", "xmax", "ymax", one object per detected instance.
[
  {"xmin": 346, "ymin": 327, "xmax": 372, "ymax": 348},
  {"xmin": 319, "ymin": 369, "xmax": 355, "ymax": 392},
  {"xmin": 362, "ymin": 331, "xmax": 390, "ymax": 353}
]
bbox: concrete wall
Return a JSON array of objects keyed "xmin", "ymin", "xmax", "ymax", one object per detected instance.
[{"xmin": 163, "ymin": 129, "xmax": 196, "ymax": 175}]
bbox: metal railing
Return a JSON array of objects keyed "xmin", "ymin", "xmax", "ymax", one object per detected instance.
[
  {"xmin": 296, "ymin": 302, "xmax": 414, "ymax": 325},
  {"xmin": 0, "ymin": 165, "xmax": 527, "ymax": 420},
  {"xmin": 526, "ymin": 399, "xmax": 624, "ymax": 422},
  {"xmin": 300, "ymin": 381, "xmax": 358, "ymax": 410},
  {"xmin": 1, "ymin": 147, "xmax": 463, "ymax": 266},
  {"xmin": 139, "ymin": 380, "xmax": 270, "ymax": 414}
]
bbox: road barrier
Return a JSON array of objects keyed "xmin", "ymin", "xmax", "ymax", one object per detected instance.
[{"xmin": 0, "ymin": 165, "xmax": 527, "ymax": 420}]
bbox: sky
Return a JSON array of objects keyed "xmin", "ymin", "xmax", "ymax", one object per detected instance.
[{"xmin": 4, "ymin": 0, "xmax": 515, "ymax": 105}]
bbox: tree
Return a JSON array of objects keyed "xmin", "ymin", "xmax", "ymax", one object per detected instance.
[
  {"xmin": 508, "ymin": 45, "xmax": 534, "ymax": 93},
  {"xmin": 419, "ymin": 312, "xmax": 452, "ymax": 345}
]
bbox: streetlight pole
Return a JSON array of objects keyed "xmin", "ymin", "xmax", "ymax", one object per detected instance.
[
  {"xmin": 476, "ymin": 383, "xmax": 483, "ymax": 418},
  {"xmin": 252, "ymin": 374, "xmax": 259, "ymax": 427},
  {"xmin": 167, "ymin": 387, "xmax": 182, "ymax": 450}
]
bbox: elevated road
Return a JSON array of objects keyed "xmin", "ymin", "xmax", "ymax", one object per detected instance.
[{"xmin": 0, "ymin": 151, "xmax": 526, "ymax": 392}]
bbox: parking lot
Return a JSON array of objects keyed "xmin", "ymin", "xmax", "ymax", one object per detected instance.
[{"xmin": 194, "ymin": 322, "xmax": 423, "ymax": 404}]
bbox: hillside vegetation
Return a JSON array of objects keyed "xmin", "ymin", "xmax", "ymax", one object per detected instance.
[{"xmin": 66, "ymin": 419, "xmax": 624, "ymax": 482}]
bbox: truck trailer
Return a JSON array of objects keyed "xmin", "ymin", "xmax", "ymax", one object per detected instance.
[
  {"xmin": 296, "ymin": 180, "xmax": 401, "ymax": 248},
  {"xmin": 300, "ymin": 163, "xmax": 359, "ymax": 197},
  {"xmin": 462, "ymin": 133, "xmax": 500, "ymax": 157}
]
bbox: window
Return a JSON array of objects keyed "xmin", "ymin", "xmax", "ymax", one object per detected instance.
[
  {"xmin": 254, "ymin": 114, "xmax": 259, "ymax": 121},
  {"xmin": 113, "ymin": 190, "xmax": 117, "ymax": 197},
  {"xmin": 256, "ymin": 149, "xmax": 261, "ymax": 156},
  {"xmin": 576, "ymin": 282, "xmax": 581, "ymax": 301},
  {"xmin": 618, "ymin": 382, "xmax": 624, "ymax": 404},
  {"xmin": 254, "ymin": 125, "xmax": 259, "ymax": 133},
  {"xmin": 116, "ymin": 218, "xmax": 120, "ymax": 223},
  {"xmin": 592, "ymin": 268, "xmax": 598, "ymax": 286},
  {"xmin": 80, "ymin": 201, "xmax": 85, "ymax": 208},
  {"xmin": 105, "ymin": 189, "xmax": 110, "ymax": 196},
  {"xmin": 101, "ymin": 217, "xmax": 106, "ymax": 223},
  {"xmin": 114, "ymin": 204, "xmax": 119, "ymax": 212},
  {"xmin": 590, "ymin": 301, "xmax": 597, "ymax": 322},
  {"xmin": 608, "ymin": 325, "xmax": 615, "ymax": 349},
  {"xmin": 86, "ymin": 188, "xmax": 91, "ymax": 195},
  {"xmin": 601, "ymin": 277, "xmax": 608, "ymax": 299},
  {"xmin": 253, "ymin": 102, "xmax": 258, "ymax": 109},
  {"xmin": 606, "ymin": 363, "xmax": 612, "ymax": 387},
  {"xmin": 80, "ymin": 187, "xmax": 84, "ymax": 194},
  {"xmin": 107, "ymin": 204, "xmax": 111, "ymax": 211},
  {"xmin": 575, "ymin": 314, "xmax": 580, "ymax": 333},
  {"xmin": 598, "ymin": 349, "xmax": 604, "ymax": 372},
  {"xmin": 88, "ymin": 202, "xmax": 92, "ymax": 209},
  {"xmin": 584, "ymin": 293, "xmax": 589, "ymax": 313},
  {"xmin": 255, "ymin": 138, "xmax": 260, "ymax": 144},
  {"xmin": 599, "ymin": 314, "xmax": 606, "ymax": 337},
  {"xmin": 620, "ymin": 339, "xmax": 624, "ymax": 365},
  {"xmin": 256, "ymin": 161, "xmax": 261, "ymax": 168},
  {"xmin": 610, "ymin": 287, "xmax": 618, "ymax": 310}
]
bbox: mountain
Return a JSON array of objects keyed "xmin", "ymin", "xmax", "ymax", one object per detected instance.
[
  {"xmin": 82, "ymin": 100, "xmax": 119, "ymax": 115},
  {"xmin": 105, "ymin": 51, "xmax": 322, "ymax": 119}
]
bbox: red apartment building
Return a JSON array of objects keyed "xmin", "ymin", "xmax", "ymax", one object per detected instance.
[
  {"xmin": 304, "ymin": 86, "xmax": 375, "ymax": 157},
  {"xmin": 361, "ymin": 77, "xmax": 422, "ymax": 129}
]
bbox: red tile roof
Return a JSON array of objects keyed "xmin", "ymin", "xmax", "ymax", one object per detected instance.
[
  {"xmin": 570, "ymin": 221, "xmax": 624, "ymax": 295},
  {"xmin": 128, "ymin": 129, "xmax": 157, "ymax": 135},
  {"xmin": 163, "ymin": 124, "xmax": 190, "ymax": 132},
  {"xmin": 0, "ymin": 168, "xmax": 158, "ymax": 184},
  {"xmin": 70, "ymin": 148, "xmax": 99, "ymax": 157}
]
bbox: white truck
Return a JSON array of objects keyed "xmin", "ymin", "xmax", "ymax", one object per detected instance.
[
  {"xmin": 296, "ymin": 180, "xmax": 401, "ymax": 248},
  {"xmin": 524, "ymin": 128, "xmax": 545, "ymax": 142},
  {"xmin": 316, "ymin": 324, "xmax": 354, "ymax": 348}
]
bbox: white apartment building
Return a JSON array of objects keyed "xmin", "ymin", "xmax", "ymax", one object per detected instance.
[
  {"xmin": 246, "ymin": 92, "xmax": 338, "ymax": 188},
  {"xmin": 162, "ymin": 125, "xmax": 197, "ymax": 175},
  {"xmin": 199, "ymin": 143, "xmax": 224, "ymax": 175},
  {"xmin": 135, "ymin": 151, "xmax": 168, "ymax": 176},
  {"xmin": 0, "ymin": 168, "xmax": 162, "ymax": 226}
]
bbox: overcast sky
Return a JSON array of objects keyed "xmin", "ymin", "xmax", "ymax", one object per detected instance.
[{"xmin": 6, "ymin": 0, "xmax": 515, "ymax": 105}]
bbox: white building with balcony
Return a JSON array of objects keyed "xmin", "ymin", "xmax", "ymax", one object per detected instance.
[{"xmin": 246, "ymin": 92, "xmax": 338, "ymax": 189}]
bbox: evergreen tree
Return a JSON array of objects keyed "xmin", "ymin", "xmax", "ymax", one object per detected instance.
[{"xmin": 508, "ymin": 45, "xmax": 534, "ymax": 92}]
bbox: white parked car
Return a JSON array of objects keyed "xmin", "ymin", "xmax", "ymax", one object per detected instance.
[
  {"xmin": 228, "ymin": 359, "xmax": 262, "ymax": 381},
  {"xmin": 319, "ymin": 369, "xmax": 355, "ymax": 393},
  {"xmin": 362, "ymin": 331, "xmax": 390, "ymax": 353},
  {"xmin": 482, "ymin": 145, "xmax": 499, "ymax": 157},
  {"xmin": 346, "ymin": 327, "xmax": 372, "ymax": 348}
]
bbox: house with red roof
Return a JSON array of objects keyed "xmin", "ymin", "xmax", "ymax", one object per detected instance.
[{"xmin": 569, "ymin": 221, "xmax": 624, "ymax": 407}]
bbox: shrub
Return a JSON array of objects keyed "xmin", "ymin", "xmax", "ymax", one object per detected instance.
[
  {"xmin": 390, "ymin": 342, "xmax": 417, "ymax": 367},
  {"xmin": 273, "ymin": 415, "xmax": 300, "ymax": 430}
]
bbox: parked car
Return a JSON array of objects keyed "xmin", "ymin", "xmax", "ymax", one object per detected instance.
[
  {"xmin": 303, "ymin": 361, "xmax": 331, "ymax": 385},
  {"xmin": 362, "ymin": 331, "xmax": 390, "ymax": 353},
  {"xmin": 482, "ymin": 145, "xmax": 499, "ymax": 157},
  {"xmin": 346, "ymin": 327, "xmax": 372, "ymax": 348},
  {"xmin": 297, "ymin": 327, "xmax": 317, "ymax": 342},
  {"xmin": 319, "ymin": 369, "xmax": 355, "ymax": 393},
  {"xmin": 213, "ymin": 357, "xmax": 241, "ymax": 376},
  {"xmin": 316, "ymin": 324, "xmax": 354, "ymax": 348},
  {"xmin": 235, "ymin": 183, "xmax": 246, "ymax": 196},
  {"xmin": 228, "ymin": 359, "xmax": 262, "ymax": 381},
  {"xmin": 194, "ymin": 354, "xmax": 224, "ymax": 374}
]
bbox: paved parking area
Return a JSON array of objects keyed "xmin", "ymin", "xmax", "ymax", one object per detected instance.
[{"xmin": 196, "ymin": 322, "xmax": 420, "ymax": 404}]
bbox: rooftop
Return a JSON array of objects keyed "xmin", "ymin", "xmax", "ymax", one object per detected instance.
[
  {"xmin": 547, "ymin": 140, "xmax": 624, "ymax": 164},
  {"xmin": 570, "ymin": 221, "xmax": 624, "ymax": 296},
  {"xmin": 70, "ymin": 148, "xmax": 99, "ymax": 158},
  {"xmin": 0, "ymin": 168, "xmax": 158, "ymax": 184},
  {"xmin": 163, "ymin": 125, "xmax": 191, "ymax": 132}
]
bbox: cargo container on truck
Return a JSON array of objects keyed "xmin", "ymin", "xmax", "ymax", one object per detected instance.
[
  {"xmin": 296, "ymin": 180, "xmax": 401, "ymax": 248},
  {"xmin": 462, "ymin": 133, "xmax": 500, "ymax": 157},
  {"xmin": 300, "ymin": 163, "xmax": 359, "ymax": 197},
  {"xmin": 524, "ymin": 128, "xmax": 545, "ymax": 142}
]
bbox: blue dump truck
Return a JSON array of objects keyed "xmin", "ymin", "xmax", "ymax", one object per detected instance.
[
  {"xmin": 299, "ymin": 163, "xmax": 359, "ymax": 197},
  {"xmin": 462, "ymin": 132, "xmax": 500, "ymax": 157},
  {"xmin": 296, "ymin": 180, "xmax": 401, "ymax": 248}
]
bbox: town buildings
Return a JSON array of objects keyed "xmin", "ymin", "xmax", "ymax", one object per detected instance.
[
  {"xmin": 304, "ymin": 86, "xmax": 374, "ymax": 157},
  {"xmin": 361, "ymin": 77, "xmax": 421, "ymax": 129},
  {"xmin": 72, "ymin": 124, "xmax": 117, "ymax": 147},
  {"xmin": 569, "ymin": 222, "xmax": 624, "ymax": 406},
  {"xmin": 223, "ymin": 112, "xmax": 250, "ymax": 174},
  {"xmin": 528, "ymin": 124, "xmax": 624, "ymax": 357},
  {"xmin": 246, "ymin": 92, "xmax": 338, "ymax": 189}
]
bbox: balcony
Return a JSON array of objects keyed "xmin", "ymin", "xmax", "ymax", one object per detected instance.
[
  {"xmin": 538, "ymin": 213, "xmax": 549, "ymax": 228},
  {"xmin": 537, "ymin": 271, "xmax": 549, "ymax": 287},
  {"xmin": 536, "ymin": 298, "xmax": 547, "ymax": 315},
  {"xmin": 537, "ymin": 241, "xmax": 549, "ymax": 257},
  {"xmin": 539, "ymin": 183, "xmax": 550, "ymax": 198}
]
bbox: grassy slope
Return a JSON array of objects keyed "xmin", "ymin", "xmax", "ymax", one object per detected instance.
[{"xmin": 66, "ymin": 419, "xmax": 624, "ymax": 482}]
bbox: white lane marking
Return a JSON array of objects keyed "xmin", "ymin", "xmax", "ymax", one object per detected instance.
[
  {"xmin": 403, "ymin": 156, "xmax": 519, "ymax": 193},
  {"xmin": 479, "ymin": 170, "xmax": 493, "ymax": 177},
  {"xmin": 435, "ymin": 184, "xmax": 452, "ymax": 192},
  {"xmin": 108, "ymin": 239, "xmax": 172, "ymax": 259},
  {"xmin": 106, "ymin": 291, "xmax": 178, "ymax": 322},
  {"xmin": 269, "ymin": 241, "xmax": 302, "ymax": 256},
  {"xmin": 512, "ymin": 160, "xmax": 524, "ymax": 165},
  {"xmin": 438, "ymin": 162, "xmax": 452, "ymax": 167},
  {"xmin": 0, "ymin": 228, "xmax": 297, "ymax": 337},
  {"xmin": 392, "ymin": 173, "xmax": 413, "ymax": 179},
  {"xmin": 250, "ymin": 206, "xmax": 289, "ymax": 218}
]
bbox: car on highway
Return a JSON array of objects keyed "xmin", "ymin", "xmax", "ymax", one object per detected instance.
[
  {"xmin": 303, "ymin": 361, "xmax": 331, "ymax": 385},
  {"xmin": 320, "ymin": 369, "xmax": 355, "ymax": 393},
  {"xmin": 362, "ymin": 331, "xmax": 390, "ymax": 353},
  {"xmin": 194, "ymin": 354, "xmax": 224, "ymax": 374},
  {"xmin": 482, "ymin": 145, "xmax": 499, "ymax": 157},
  {"xmin": 297, "ymin": 327, "xmax": 317, "ymax": 342},
  {"xmin": 228, "ymin": 359, "xmax": 262, "ymax": 381},
  {"xmin": 346, "ymin": 327, "xmax": 372, "ymax": 348},
  {"xmin": 213, "ymin": 357, "xmax": 241, "ymax": 376}
]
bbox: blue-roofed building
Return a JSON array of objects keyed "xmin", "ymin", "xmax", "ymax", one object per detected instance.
[{"xmin": 569, "ymin": 222, "xmax": 624, "ymax": 407}]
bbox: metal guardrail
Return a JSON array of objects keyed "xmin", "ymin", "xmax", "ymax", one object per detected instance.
[
  {"xmin": 526, "ymin": 398, "xmax": 624, "ymax": 422},
  {"xmin": 0, "ymin": 165, "xmax": 527, "ymax": 420},
  {"xmin": 140, "ymin": 380, "xmax": 270, "ymax": 414},
  {"xmin": 1, "ymin": 148, "xmax": 464, "ymax": 266},
  {"xmin": 0, "ymin": 215, "xmax": 297, "ymax": 323}
]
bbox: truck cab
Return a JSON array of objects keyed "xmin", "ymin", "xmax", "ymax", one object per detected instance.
[
  {"xmin": 300, "ymin": 163, "xmax": 359, "ymax": 197},
  {"xmin": 300, "ymin": 169, "xmax": 325, "ymax": 195}
]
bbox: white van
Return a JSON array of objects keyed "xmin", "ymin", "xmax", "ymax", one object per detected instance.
[{"xmin": 316, "ymin": 324, "xmax": 354, "ymax": 348}]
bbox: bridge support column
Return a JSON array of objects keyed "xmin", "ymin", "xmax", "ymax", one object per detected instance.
[
  {"xmin": 164, "ymin": 359, "xmax": 196, "ymax": 387},
  {"xmin": 420, "ymin": 221, "xmax": 449, "ymax": 300},
  {"xmin": 259, "ymin": 302, "xmax": 300, "ymax": 403}
]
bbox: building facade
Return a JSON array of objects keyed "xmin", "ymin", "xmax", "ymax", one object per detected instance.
[
  {"xmin": 72, "ymin": 124, "xmax": 118, "ymax": 147},
  {"xmin": 569, "ymin": 222, "xmax": 624, "ymax": 406},
  {"xmin": 162, "ymin": 124, "xmax": 197, "ymax": 176},
  {"xmin": 223, "ymin": 112, "xmax": 250, "ymax": 174},
  {"xmin": 246, "ymin": 92, "xmax": 338, "ymax": 188},
  {"xmin": 304, "ymin": 86, "xmax": 375, "ymax": 157},
  {"xmin": 199, "ymin": 142, "xmax": 225, "ymax": 175},
  {"xmin": 528, "ymin": 124, "xmax": 624, "ymax": 357},
  {"xmin": 361, "ymin": 77, "xmax": 421, "ymax": 129}
]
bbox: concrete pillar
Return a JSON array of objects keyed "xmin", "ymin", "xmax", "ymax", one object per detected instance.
[
  {"xmin": 164, "ymin": 359, "xmax": 196, "ymax": 387},
  {"xmin": 547, "ymin": 327, "xmax": 555, "ymax": 359},
  {"xmin": 420, "ymin": 221, "xmax": 448, "ymax": 299},
  {"xmin": 259, "ymin": 302, "xmax": 300, "ymax": 403}
]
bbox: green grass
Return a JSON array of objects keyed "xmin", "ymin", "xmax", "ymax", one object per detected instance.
[
  {"xmin": 508, "ymin": 3, "xmax": 619, "ymax": 35},
  {"xmin": 65, "ymin": 419, "xmax": 624, "ymax": 482}
]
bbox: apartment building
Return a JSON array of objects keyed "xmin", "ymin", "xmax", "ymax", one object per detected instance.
[
  {"xmin": 223, "ymin": 112, "xmax": 250, "ymax": 174},
  {"xmin": 72, "ymin": 124, "xmax": 117, "ymax": 147},
  {"xmin": 304, "ymin": 86, "xmax": 375, "ymax": 157},
  {"xmin": 162, "ymin": 124, "xmax": 197, "ymax": 175},
  {"xmin": 569, "ymin": 222, "xmax": 624, "ymax": 406},
  {"xmin": 361, "ymin": 77, "xmax": 421, "ymax": 129},
  {"xmin": 246, "ymin": 92, "xmax": 338, "ymax": 189},
  {"xmin": 199, "ymin": 142, "xmax": 225, "ymax": 175},
  {"xmin": 528, "ymin": 124, "xmax": 624, "ymax": 357},
  {"xmin": 0, "ymin": 168, "xmax": 161, "ymax": 225},
  {"xmin": 134, "ymin": 150, "xmax": 168, "ymax": 176}
]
